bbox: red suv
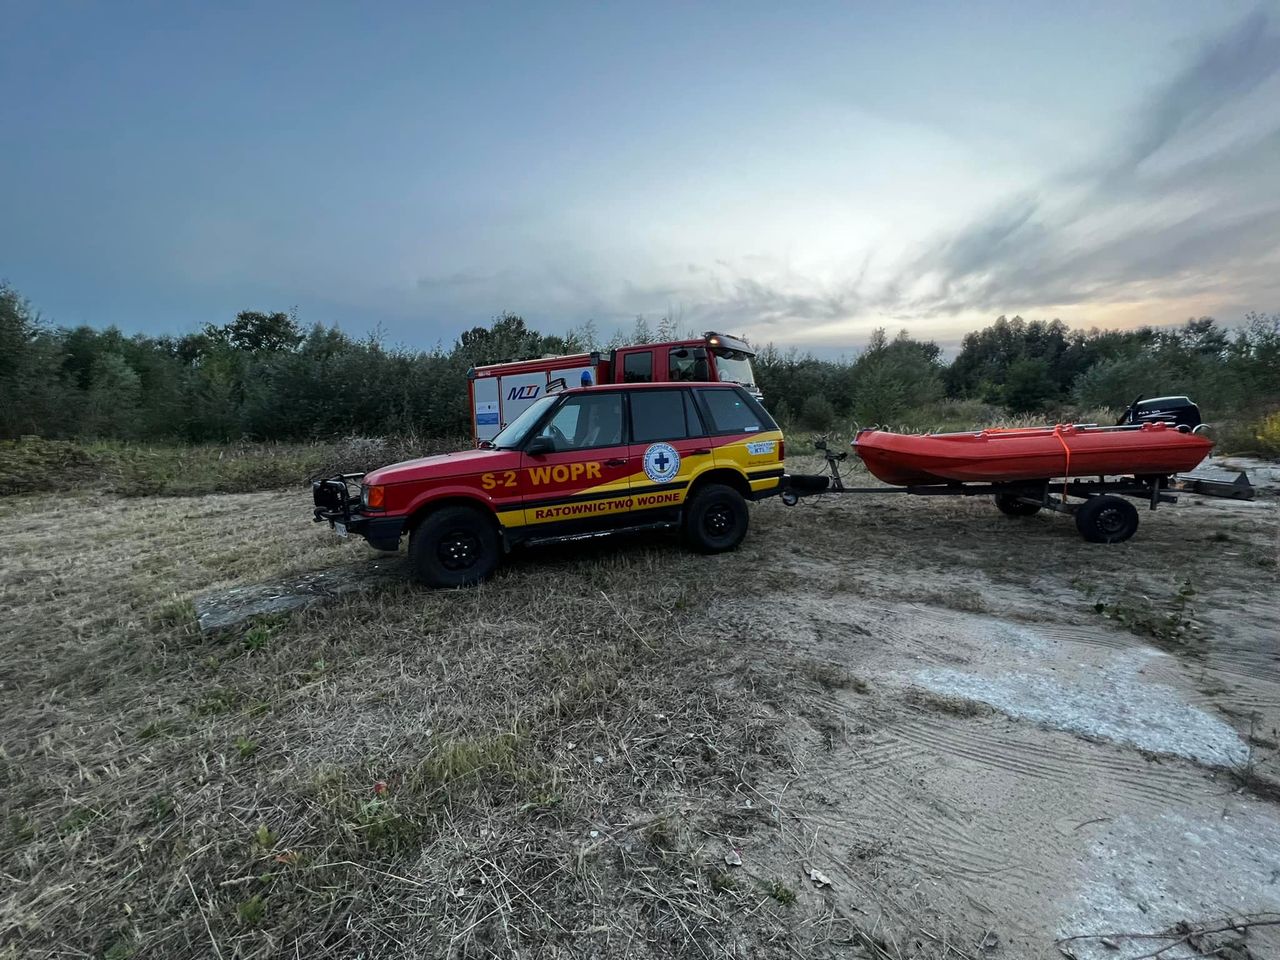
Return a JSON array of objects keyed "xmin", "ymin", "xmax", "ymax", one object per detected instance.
[{"xmin": 312, "ymin": 383, "xmax": 786, "ymax": 586}]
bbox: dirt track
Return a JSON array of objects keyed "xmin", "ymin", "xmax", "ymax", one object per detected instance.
[{"xmin": 2, "ymin": 462, "xmax": 1277, "ymax": 959}]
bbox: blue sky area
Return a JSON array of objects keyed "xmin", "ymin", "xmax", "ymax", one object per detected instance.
[{"xmin": 3, "ymin": 1, "xmax": 1278, "ymax": 351}]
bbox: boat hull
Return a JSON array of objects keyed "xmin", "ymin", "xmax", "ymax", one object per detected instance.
[{"xmin": 853, "ymin": 423, "xmax": 1213, "ymax": 485}]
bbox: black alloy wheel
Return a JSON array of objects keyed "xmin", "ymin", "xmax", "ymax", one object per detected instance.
[
  {"xmin": 437, "ymin": 528, "xmax": 482, "ymax": 571},
  {"xmin": 684, "ymin": 483, "xmax": 749, "ymax": 553},
  {"xmin": 1075, "ymin": 495, "xmax": 1139, "ymax": 544},
  {"xmin": 993, "ymin": 493, "xmax": 1043, "ymax": 517},
  {"xmin": 409, "ymin": 505, "xmax": 500, "ymax": 586}
]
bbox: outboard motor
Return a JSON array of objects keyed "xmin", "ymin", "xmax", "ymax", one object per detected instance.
[{"xmin": 1117, "ymin": 395, "xmax": 1202, "ymax": 429}]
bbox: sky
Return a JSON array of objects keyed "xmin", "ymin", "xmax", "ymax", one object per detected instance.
[{"xmin": 3, "ymin": 1, "xmax": 1279, "ymax": 353}]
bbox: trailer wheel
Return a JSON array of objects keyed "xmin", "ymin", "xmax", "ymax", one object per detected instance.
[
  {"xmin": 1075, "ymin": 495, "xmax": 1139, "ymax": 544},
  {"xmin": 408, "ymin": 505, "xmax": 499, "ymax": 587},
  {"xmin": 993, "ymin": 493, "xmax": 1042, "ymax": 517},
  {"xmin": 684, "ymin": 483, "xmax": 749, "ymax": 553}
]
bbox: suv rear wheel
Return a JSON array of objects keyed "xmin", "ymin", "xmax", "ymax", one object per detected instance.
[
  {"xmin": 684, "ymin": 483, "xmax": 749, "ymax": 553},
  {"xmin": 409, "ymin": 506, "xmax": 499, "ymax": 587}
]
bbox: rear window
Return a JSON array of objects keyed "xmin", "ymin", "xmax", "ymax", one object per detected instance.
[
  {"xmin": 630, "ymin": 389, "xmax": 697, "ymax": 442},
  {"xmin": 696, "ymin": 387, "xmax": 775, "ymax": 435}
]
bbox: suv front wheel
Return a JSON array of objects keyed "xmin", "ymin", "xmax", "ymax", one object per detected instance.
[
  {"xmin": 409, "ymin": 505, "xmax": 499, "ymax": 587},
  {"xmin": 684, "ymin": 483, "xmax": 749, "ymax": 553}
]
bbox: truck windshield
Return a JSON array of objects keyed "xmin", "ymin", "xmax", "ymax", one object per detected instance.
[
  {"xmin": 713, "ymin": 350, "xmax": 756, "ymax": 390},
  {"xmin": 491, "ymin": 395, "xmax": 556, "ymax": 449}
]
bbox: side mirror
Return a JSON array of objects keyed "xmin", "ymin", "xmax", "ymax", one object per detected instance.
[{"xmin": 526, "ymin": 435, "xmax": 556, "ymax": 456}]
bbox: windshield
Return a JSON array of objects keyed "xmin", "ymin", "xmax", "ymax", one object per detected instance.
[
  {"xmin": 490, "ymin": 395, "xmax": 557, "ymax": 449},
  {"xmin": 713, "ymin": 350, "xmax": 756, "ymax": 390}
]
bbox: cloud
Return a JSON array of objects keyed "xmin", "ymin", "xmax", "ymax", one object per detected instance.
[
  {"xmin": 1123, "ymin": 8, "xmax": 1280, "ymax": 170},
  {"xmin": 594, "ymin": 11, "xmax": 1280, "ymax": 343},
  {"xmin": 898, "ymin": 6, "xmax": 1280, "ymax": 322},
  {"xmin": 607, "ymin": 260, "xmax": 873, "ymax": 338},
  {"xmin": 396, "ymin": 9, "xmax": 1280, "ymax": 351},
  {"xmin": 417, "ymin": 268, "xmax": 510, "ymax": 290}
]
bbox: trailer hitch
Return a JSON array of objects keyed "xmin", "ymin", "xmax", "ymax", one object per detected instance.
[{"xmin": 1169, "ymin": 471, "xmax": 1255, "ymax": 501}]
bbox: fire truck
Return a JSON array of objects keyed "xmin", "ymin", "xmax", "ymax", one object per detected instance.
[{"xmin": 467, "ymin": 331, "xmax": 758, "ymax": 445}]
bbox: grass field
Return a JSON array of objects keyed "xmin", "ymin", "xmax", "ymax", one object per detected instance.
[
  {"xmin": 0, "ymin": 435, "xmax": 465, "ymax": 499},
  {"xmin": 2, "ymin": 455, "xmax": 1278, "ymax": 959}
]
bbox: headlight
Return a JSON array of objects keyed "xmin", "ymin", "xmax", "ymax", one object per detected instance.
[{"xmin": 362, "ymin": 484, "xmax": 385, "ymax": 508}]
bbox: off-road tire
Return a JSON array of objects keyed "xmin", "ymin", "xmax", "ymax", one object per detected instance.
[
  {"xmin": 993, "ymin": 493, "xmax": 1042, "ymax": 517},
  {"xmin": 683, "ymin": 483, "xmax": 749, "ymax": 553},
  {"xmin": 1074, "ymin": 495, "xmax": 1139, "ymax": 544},
  {"xmin": 408, "ymin": 506, "xmax": 500, "ymax": 587}
]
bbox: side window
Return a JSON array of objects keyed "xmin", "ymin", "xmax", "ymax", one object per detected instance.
[
  {"xmin": 696, "ymin": 388, "xmax": 772, "ymax": 435},
  {"xmin": 668, "ymin": 347, "xmax": 708, "ymax": 382},
  {"xmin": 630, "ymin": 390, "xmax": 690, "ymax": 443},
  {"xmin": 682, "ymin": 391, "xmax": 706, "ymax": 436},
  {"xmin": 622, "ymin": 351, "xmax": 653, "ymax": 383},
  {"xmin": 534, "ymin": 393, "xmax": 624, "ymax": 451}
]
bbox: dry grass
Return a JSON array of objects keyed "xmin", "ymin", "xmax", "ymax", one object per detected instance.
[
  {"xmin": 0, "ymin": 491, "xmax": 826, "ymax": 959},
  {"xmin": 0, "ymin": 434, "xmax": 467, "ymax": 499},
  {"xmin": 2, "ymin": 470, "xmax": 1276, "ymax": 959}
]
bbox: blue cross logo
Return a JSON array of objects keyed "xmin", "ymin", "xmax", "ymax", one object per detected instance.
[{"xmin": 643, "ymin": 443, "xmax": 680, "ymax": 483}]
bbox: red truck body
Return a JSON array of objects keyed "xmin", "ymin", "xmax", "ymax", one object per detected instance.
[{"xmin": 467, "ymin": 331, "xmax": 758, "ymax": 445}]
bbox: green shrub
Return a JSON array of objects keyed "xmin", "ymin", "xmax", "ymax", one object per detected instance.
[
  {"xmin": 850, "ymin": 362, "xmax": 909, "ymax": 426},
  {"xmin": 1253, "ymin": 411, "xmax": 1280, "ymax": 457},
  {"xmin": 1214, "ymin": 410, "xmax": 1280, "ymax": 457},
  {"xmin": 800, "ymin": 395, "xmax": 835, "ymax": 430}
]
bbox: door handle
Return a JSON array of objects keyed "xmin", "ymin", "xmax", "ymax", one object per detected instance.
[
  {"xmin": 604, "ymin": 458, "xmax": 627, "ymax": 467},
  {"xmin": 691, "ymin": 448, "xmax": 711, "ymax": 456}
]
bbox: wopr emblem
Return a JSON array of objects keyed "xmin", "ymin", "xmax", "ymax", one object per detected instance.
[{"xmin": 642, "ymin": 442, "xmax": 680, "ymax": 484}]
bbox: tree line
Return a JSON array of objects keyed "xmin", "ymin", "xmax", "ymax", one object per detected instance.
[
  {"xmin": 2, "ymin": 281, "xmax": 1277, "ymax": 443},
  {"xmin": 757, "ymin": 313, "xmax": 1280, "ymax": 430}
]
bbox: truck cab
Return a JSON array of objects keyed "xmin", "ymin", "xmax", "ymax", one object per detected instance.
[
  {"xmin": 468, "ymin": 331, "xmax": 760, "ymax": 446},
  {"xmin": 312, "ymin": 382, "xmax": 785, "ymax": 587},
  {"xmin": 613, "ymin": 333, "xmax": 758, "ymax": 391}
]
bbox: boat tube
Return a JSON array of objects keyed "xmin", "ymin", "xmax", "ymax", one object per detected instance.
[{"xmin": 853, "ymin": 421, "xmax": 1214, "ymax": 486}]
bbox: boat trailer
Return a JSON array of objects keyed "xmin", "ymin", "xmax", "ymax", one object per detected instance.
[{"xmin": 780, "ymin": 439, "xmax": 1256, "ymax": 543}]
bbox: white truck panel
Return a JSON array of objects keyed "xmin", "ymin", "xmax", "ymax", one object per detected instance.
[
  {"xmin": 496, "ymin": 371, "xmax": 549, "ymax": 428},
  {"xmin": 472, "ymin": 376, "xmax": 501, "ymax": 442},
  {"xmin": 547, "ymin": 365, "xmax": 597, "ymax": 393}
]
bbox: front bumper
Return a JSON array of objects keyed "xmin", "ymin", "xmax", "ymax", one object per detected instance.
[{"xmin": 312, "ymin": 475, "xmax": 404, "ymax": 551}]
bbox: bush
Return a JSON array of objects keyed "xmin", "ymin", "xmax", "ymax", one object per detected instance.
[
  {"xmin": 1257, "ymin": 412, "xmax": 1280, "ymax": 457},
  {"xmin": 800, "ymin": 395, "xmax": 835, "ymax": 430},
  {"xmin": 1217, "ymin": 411, "xmax": 1280, "ymax": 457},
  {"xmin": 895, "ymin": 399, "xmax": 1004, "ymax": 433},
  {"xmin": 851, "ymin": 362, "xmax": 908, "ymax": 426},
  {"xmin": 1002, "ymin": 358, "xmax": 1056, "ymax": 413}
]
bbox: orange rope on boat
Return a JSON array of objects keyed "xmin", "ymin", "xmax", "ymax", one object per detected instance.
[{"xmin": 1053, "ymin": 425, "xmax": 1072, "ymax": 501}]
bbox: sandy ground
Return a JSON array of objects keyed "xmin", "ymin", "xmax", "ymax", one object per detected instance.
[{"xmin": 728, "ymin": 455, "xmax": 1280, "ymax": 959}]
